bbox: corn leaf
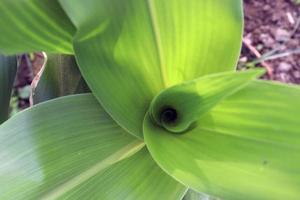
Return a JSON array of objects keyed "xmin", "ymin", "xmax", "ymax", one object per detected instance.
[
  {"xmin": 0, "ymin": 94, "xmax": 146, "ymax": 199},
  {"xmin": 144, "ymin": 81, "xmax": 300, "ymax": 200},
  {"xmin": 0, "ymin": 0, "xmax": 75, "ymax": 54},
  {"xmin": 149, "ymin": 70, "xmax": 263, "ymax": 133},
  {"xmin": 57, "ymin": 148, "xmax": 186, "ymax": 200},
  {"xmin": 0, "ymin": 55, "xmax": 17, "ymax": 124},
  {"xmin": 58, "ymin": 0, "xmax": 243, "ymax": 138}
]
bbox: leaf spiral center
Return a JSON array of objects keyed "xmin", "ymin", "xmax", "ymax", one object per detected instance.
[
  {"xmin": 147, "ymin": 70, "xmax": 264, "ymax": 135},
  {"xmin": 160, "ymin": 107, "xmax": 178, "ymax": 124}
]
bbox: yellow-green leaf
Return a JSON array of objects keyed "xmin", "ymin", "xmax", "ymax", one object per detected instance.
[
  {"xmin": 0, "ymin": 0, "xmax": 75, "ymax": 54},
  {"xmin": 144, "ymin": 81, "xmax": 300, "ymax": 200}
]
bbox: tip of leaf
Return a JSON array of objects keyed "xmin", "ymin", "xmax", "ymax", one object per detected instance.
[{"xmin": 240, "ymin": 68, "xmax": 266, "ymax": 79}]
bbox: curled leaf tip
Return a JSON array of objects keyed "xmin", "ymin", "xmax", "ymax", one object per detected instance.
[
  {"xmin": 149, "ymin": 89, "xmax": 201, "ymax": 133},
  {"xmin": 147, "ymin": 70, "xmax": 263, "ymax": 134}
]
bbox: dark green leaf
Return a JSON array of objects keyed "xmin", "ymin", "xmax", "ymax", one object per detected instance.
[
  {"xmin": 0, "ymin": 55, "xmax": 17, "ymax": 123},
  {"xmin": 32, "ymin": 54, "xmax": 90, "ymax": 104}
]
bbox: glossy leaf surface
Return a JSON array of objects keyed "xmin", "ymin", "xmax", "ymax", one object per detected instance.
[
  {"xmin": 0, "ymin": 0, "xmax": 75, "ymax": 54},
  {"xmin": 144, "ymin": 81, "xmax": 300, "ymax": 200},
  {"xmin": 0, "ymin": 94, "xmax": 144, "ymax": 199},
  {"xmin": 0, "ymin": 55, "xmax": 17, "ymax": 123},
  {"xmin": 59, "ymin": 0, "xmax": 243, "ymax": 138}
]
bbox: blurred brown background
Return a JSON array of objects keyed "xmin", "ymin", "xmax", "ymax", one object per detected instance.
[{"xmin": 240, "ymin": 0, "xmax": 300, "ymax": 83}]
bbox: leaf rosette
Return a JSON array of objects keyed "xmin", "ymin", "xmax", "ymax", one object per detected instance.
[{"xmin": 0, "ymin": 0, "xmax": 300, "ymax": 200}]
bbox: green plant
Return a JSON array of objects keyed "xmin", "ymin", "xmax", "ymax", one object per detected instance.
[{"xmin": 0, "ymin": 1, "xmax": 300, "ymax": 200}]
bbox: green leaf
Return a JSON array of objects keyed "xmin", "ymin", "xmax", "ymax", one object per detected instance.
[
  {"xmin": 32, "ymin": 54, "xmax": 90, "ymax": 105},
  {"xmin": 0, "ymin": 55, "xmax": 17, "ymax": 124},
  {"xmin": 149, "ymin": 70, "xmax": 263, "ymax": 133},
  {"xmin": 0, "ymin": 0, "xmax": 75, "ymax": 54},
  {"xmin": 59, "ymin": 0, "xmax": 243, "ymax": 138},
  {"xmin": 144, "ymin": 80, "xmax": 300, "ymax": 200},
  {"xmin": 57, "ymin": 148, "xmax": 186, "ymax": 200},
  {"xmin": 0, "ymin": 94, "xmax": 145, "ymax": 199}
]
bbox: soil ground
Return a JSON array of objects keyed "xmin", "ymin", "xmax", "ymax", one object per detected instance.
[{"xmin": 240, "ymin": 0, "xmax": 300, "ymax": 83}]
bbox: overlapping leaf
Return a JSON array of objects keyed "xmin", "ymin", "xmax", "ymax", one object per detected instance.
[
  {"xmin": 149, "ymin": 70, "xmax": 263, "ymax": 133},
  {"xmin": 1, "ymin": 1, "xmax": 299, "ymax": 200},
  {"xmin": 144, "ymin": 80, "xmax": 300, "ymax": 200},
  {"xmin": 59, "ymin": 0, "xmax": 243, "ymax": 138},
  {"xmin": 0, "ymin": 94, "xmax": 145, "ymax": 199},
  {"xmin": 57, "ymin": 148, "xmax": 186, "ymax": 200}
]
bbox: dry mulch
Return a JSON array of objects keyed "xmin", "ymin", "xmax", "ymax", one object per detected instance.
[{"xmin": 240, "ymin": 0, "xmax": 300, "ymax": 84}]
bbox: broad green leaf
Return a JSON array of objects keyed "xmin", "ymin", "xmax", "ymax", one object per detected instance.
[
  {"xmin": 0, "ymin": 0, "xmax": 75, "ymax": 54},
  {"xmin": 0, "ymin": 55, "xmax": 17, "ymax": 123},
  {"xmin": 149, "ymin": 70, "xmax": 263, "ymax": 133},
  {"xmin": 57, "ymin": 148, "xmax": 186, "ymax": 200},
  {"xmin": 0, "ymin": 94, "xmax": 144, "ymax": 199},
  {"xmin": 144, "ymin": 81, "xmax": 300, "ymax": 200},
  {"xmin": 59, "ymin": 0, "xmax": 243, "ymax": 138},
  {"xmin": 33, "ymin": 54, "xmax": 90, "ymax": 105}
]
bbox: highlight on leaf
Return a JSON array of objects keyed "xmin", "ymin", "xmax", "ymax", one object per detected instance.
[{"xmin": 0, "ymin": 1, "xmax": 300, "ymax": 200}]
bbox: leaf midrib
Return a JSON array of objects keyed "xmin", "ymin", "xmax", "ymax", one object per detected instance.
[
  {"xmin": 41, "ymin": 140, "xmax": 145, "ymax": 200},
  {"xmin": 146, "ymin": 0, "xmax": 168, "ymax": 88}
]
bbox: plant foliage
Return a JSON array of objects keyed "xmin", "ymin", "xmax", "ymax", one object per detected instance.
[{"xmin": 0, "ymin": 1, "xmax": 300, "ymax": 200}]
